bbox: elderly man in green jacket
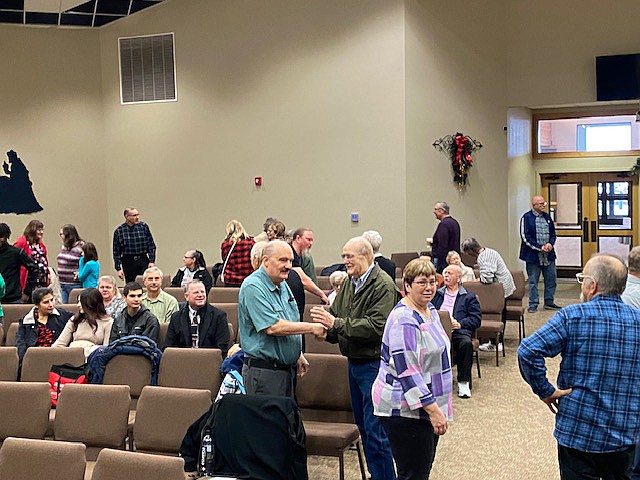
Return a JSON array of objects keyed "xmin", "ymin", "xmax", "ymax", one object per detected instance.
[{"xmin": 311, "ymin": 236, "xmax": 399, "ymax": 480}]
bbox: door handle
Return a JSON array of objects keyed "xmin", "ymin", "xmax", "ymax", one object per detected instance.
[
  {"xmin": 583, "ymin": 217, "xmax": 588, "ymax": 242},
  {"xmin": 591, "ymin": 221, "xmax": 596, "ymax": 243}
]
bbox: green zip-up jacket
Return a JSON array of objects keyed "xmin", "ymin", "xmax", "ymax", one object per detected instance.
[{"xmin": 328, "ymin": 265, "xmax": 400, "ymax": 362}]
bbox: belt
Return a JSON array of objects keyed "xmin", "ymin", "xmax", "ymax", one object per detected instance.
[
  {"xmin": 122, "ymin": 254, "xmax": 147, "ymax": 261},
  {"xmin": 243, "ymin": 357, "xmax": 294, "ymax": 371}
]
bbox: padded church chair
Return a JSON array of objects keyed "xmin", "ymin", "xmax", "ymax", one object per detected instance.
[
  {"xmin": 68, "ymin": 288, "xmax": 84, "ymax": 304},
  {"xmin": 390, "ymin": 251, "xmax": 419, "ymax": 270},
  {"xmin": 157, "ymin": 347, "xmax": 223, "ymax": 401},
  {"xmin": 4, "ymin": 323, "xmax": 17, "ymax": 347},
  {"xmin": 132, "ymin": 386, "xmax": 211, "ymax": 455},
  {"xmin": 462, "ymin": 281, "xmax": 505, "ymax": 367},
  {"xmin": 437, "ymin": 310, "xmax": 481, "ymax": 381},
  {"xmin": 305, "ymin": 289, "xmax": 326, "ymax": 305},
  {"xmin": 317, "ymin": 275, "xmax": 332, "ymax": 290},
  {"xmin": 0, "ymin": 382, "xmax": 50, "ymax": 443},
  {"xmin": 302, "ymin": 305, "xmax": 340, "ymax": 354},
  {"xmin": 0, "ymin": 347, "xmax": 18, "ymax": 380},
  {"xmin": 103, "ymin": 355, "xmax": 153, "ymax": 409},
  {"xmin": 208, "ymin": 287, "xmax": 240, "ymax": 303},
  {"xmin": 0, "ymin": 437, "xmax": 86, "ymax": 480},
  {"xmin": 54, "ymin": 384, "xmax": 131, "ymax": 461},
  {"xmin": 1, "ymin": 304, "xmax": 32, "ymax": 343},
  {"xmin": 91, "ymin": 448, "xmax": 185, "ymax": 480},
  {"xmin": 506, "ymin": 270, "xmax": 526, "ymax": 340},
  {"xmin": 20, "ymin": 346, "xmax": 85, "ymax": 382},
  {"xmin": 296, "ymin": 353, "xmax": 366, "ymax": 480},
  {"xmin": 163, "ymin": 287, "xmax": 184, "ymax": 302},
  {"xmin": 157, "ymin": 322, "xmax": 169, "ymax": 349},
  {"xmin": 212, "ymin": 302, "xmax": 238, "ymax": 343}
]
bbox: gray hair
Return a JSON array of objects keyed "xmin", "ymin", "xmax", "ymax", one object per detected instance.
[
  {"xmin": 251, "ymin": 240, "xmax": 269, "ymax": 269},
  {"xmin": 263, "ymin": 239, "xmax": 291, "ymax": 259},
  {"xmin": 446, "ymin": 250, "xmax": 460, "ymax": 263},
  {"xmin": 629, "ymin": 246, "xmax": 640, "ymax": 274},
  {"xmin": 98, "ymin": 275, "xmax": 122, "ymax": 298},
  {"xmin": 443, "ymin": 264, "xmax": 462, "ymax": 276},
  {"xmin": 344, "ymin": 237, "xmax": 374, "ymax": 262},
  {"xmin": 438, "ymin": 202, "xmax": 450, "ymax": 214},
  {"xmin": 361, "ymin": 230, "xmax": 382, "ymax": 254},
  {"xmin": 461, "ymin": 237, "xmax": 482, "ymax": 255},
  {"xmin": 183, "ymin": 279, "xmax": 205, "ymax": 294},
  {"xmin": 143, "ymin": 266, "xmax": 163, "ymax": 281},
  {"xmin": 587, "ymin": 254, "xmax": 627, "ymax": 296},
  {"xmin": 329, "ymin": 270, "xmax": 348, "ymax": 288}
]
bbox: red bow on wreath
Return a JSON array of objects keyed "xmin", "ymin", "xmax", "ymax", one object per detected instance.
[{"xmin": 433, "ymin": 132, "xmax": 482, "ymax": 188}]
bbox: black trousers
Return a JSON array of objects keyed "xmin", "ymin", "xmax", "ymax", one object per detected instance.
[
  {"xmin": 121, "ymin": 254, "xmax": 149, "ymax": 283},
  {"xmin": 558, "ymin": 444, "xmax": 634, "ymax": 480},
  {"xmin": 380, "ymin": 415, "xmax": 439, "ymax": 480},
  {"xmin": 451, "ymin": 333, "xmax": 473, "ymax": 383}
]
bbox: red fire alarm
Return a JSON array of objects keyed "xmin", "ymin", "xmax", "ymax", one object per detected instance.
[{"xmin": 254, "ymin": 176, "xmax": 262, "ymax": 187}]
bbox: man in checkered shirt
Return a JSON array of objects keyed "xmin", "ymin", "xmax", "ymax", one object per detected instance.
[
  {"xmin": 518, "ymin": 254, "xmax": 640, "ymax": 479},
  {"xmin": 113, "ymin": 207, "xmax": 156, "ymax": 283}
]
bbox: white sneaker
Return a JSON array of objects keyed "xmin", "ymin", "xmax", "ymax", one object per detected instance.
[
  {"xmin": 458, "ymin": 382, "xmax": 471, "ymax": 399},
  {"xmin": 478, "ymin": 342, "xmax": 503, "ymax": 352}
]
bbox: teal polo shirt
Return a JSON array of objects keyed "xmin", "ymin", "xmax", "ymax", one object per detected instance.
[{"xmin": 238, "ymin": 267, "xmax": 301, "ymax": 365}]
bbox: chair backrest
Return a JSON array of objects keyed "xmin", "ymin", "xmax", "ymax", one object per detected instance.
[
  {"xmin": 390, "ymin": 252, "xmax": 419, "ymax": 270},
  {"xmin": 20, "ymin": 347, "xmax": 85, "ymax": 382},
  {"xmin": 0, "ymin": 347, "xmax": 18, "ymax": 380},
  {"xmin": 317, "ymin": 276, "xmax": 332, "ymax": 291},
  {"xmin": 227, "ymin": 322, "xmax": 235, "ymax": 344},
  {"xmin": 157, "ymin": 322, "xmax": 170, "ymax": 349},
  {"xmin": 158, "ymin": 347, "xmax": 223, "ymax": 400},
  {"xmin": 4, "ymin": 323, "xmax": 17, "ymax": 347},
  {"xmin": 212, "ymin": 302, "xmax": 238, "ymax": 343},
  {"xmin": 301, "ymin": 305, "xmax": 340, "ymax": 354},
  {"xmin": 208, "ymin": 287, "xmax": 240, "ymax": 303},
  {"xmin": 103, "ymin": 355, "xmax": 153, "ymax": 406},
  {"xmin": 133, "ymin": 386, "xmax": 212, "ymax": 454},
  {"xmin": 68, "ymin": 288, "xmax": 84, "ymax": 304},
  {"xmin": 0, "ymin": 382, "xmax": 51, "ymax": 440},
  {"xmin": 436, "ymin": 310, "xmax": 453, "ymax": 340},
  {"xmin": 462, "ymin": 281, "xmax": 504, "ymax": 316},
  {"xmin": 296, "ymin": 353, "xmax": 354, "ymax": 423},
  {"xmin": 0, "ymin": 437, "xmax": 86, "ymax": 480},
  {"xmin": 507, "ymin": 270, "xmax": 526, "ymax": 302},
  {"xmin": 59, "ymin": 304, "xmax": 81, "ymax": 316},
  {"xmin": 315, "ymin": 264, "xmax": 325, "ymax": 277},
  {"xmin": 163, "ymin": 287, "xmax": 184, "ymax": 303},
  {"xmin": 1, "ymin": 304, "xmax": 32, "ymax": 342},
  {"xmin": 54, "ymin": 384, "xmax": 131, "ymax": 449},
  {"xmin": 91, "ymin": 448, "xmax": 185, "ymax": 480}
]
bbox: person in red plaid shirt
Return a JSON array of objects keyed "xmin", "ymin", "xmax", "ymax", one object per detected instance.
[{"xmin": 220, "ymin": 220, "xmax": 255, "ymax": 287}]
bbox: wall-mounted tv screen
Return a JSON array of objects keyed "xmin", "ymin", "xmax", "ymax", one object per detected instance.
[{"xmin": 596, "ymin": 54, "xmax": 640, "ymax": 101}]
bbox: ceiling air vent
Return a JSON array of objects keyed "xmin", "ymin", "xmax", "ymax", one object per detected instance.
[{"xmin": 119, "ymin": 33, "xmax": 176, "ymax": 104}]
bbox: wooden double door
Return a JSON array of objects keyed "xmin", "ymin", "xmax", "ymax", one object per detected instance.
[{"xmin": 540, "ymin": 172, "xmax": 638, "ymax": 275}]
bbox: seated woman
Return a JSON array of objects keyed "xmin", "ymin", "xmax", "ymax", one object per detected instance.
[
  {"xmin": 53, "ymin": 288, "xmax": 113, "ymax": 357},
  {"xmin": 98, "ymin": 275, "xmax": 125, "ymax": 319},
  {"xmin": 372, "ymin": 259, "xmax": 452, "ymax": 480},
  {"xmin": 15, "ymin": 287, "xmax": 73, "ymax": 363},
  {"xmin": 220, "ymin": 220, "xmax": 255, "ymax": 287},
  {"xmin": 171, "ymin": 249, "xmax": 213, "ymax": 295},
  {"xmin": 446, "ymin": 250, "xmax": 476, "ymax": 283},
  {"xmin": 77, "ymin": 242, "xmax": 100, "ymax": 289}
]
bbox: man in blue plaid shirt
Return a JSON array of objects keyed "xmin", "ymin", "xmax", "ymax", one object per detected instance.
[{"xmin": 518, "ymin": 254, "xmax": 640, "ymax": 480}]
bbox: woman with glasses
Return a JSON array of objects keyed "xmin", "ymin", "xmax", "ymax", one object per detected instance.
[
  {"xmin": 98, "ymin": 275, "xmax": 125, "ymax": 319},
  {"xmin": 171, "ymin": 249, "xmax": 213, "ymax": 295},
  {"xmin": 372, "ymin": 258, "xmax": 453, "ymax": 480},
  {"xmin": 57, "ymin": 224, "xmax": 84, "ymax": 304}
]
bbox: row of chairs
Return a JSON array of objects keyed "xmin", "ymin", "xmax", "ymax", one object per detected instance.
[
  {"xmin": 0, "ymin": 438, "xmax": 186, "ymax": 480},
  {"xmin": 0, "ymin": 351, "xmax": 365, "ymax": 480}
]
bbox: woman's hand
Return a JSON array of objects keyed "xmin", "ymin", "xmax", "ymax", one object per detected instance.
[{"xmin": 424, "ymin": 403, "xmax": 448, "ymax": 436}]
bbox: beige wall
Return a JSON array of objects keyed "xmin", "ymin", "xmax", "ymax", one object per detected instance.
[
  {"xmin": 404, "ymin": 0, "xmax": 509, "ymax": 257},
  {"xmin": 99, "ymin": 0, "xmax": 407, "ymax": 272},
  {"xmin": 0, "ymin": 25, "xmax": 107, "ymax": 271}
]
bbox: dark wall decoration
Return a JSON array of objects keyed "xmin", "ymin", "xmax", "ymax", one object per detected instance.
[{"xmin": 0, "ymin": 150, "xmax": 43, "ymax": 214}]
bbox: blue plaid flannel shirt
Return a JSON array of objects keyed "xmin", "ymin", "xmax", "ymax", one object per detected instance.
[{"xmin": 518, "ymin": 295, "xmax": 640, "ymax": 453}]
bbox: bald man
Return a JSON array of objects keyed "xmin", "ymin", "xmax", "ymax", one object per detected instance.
[
  {"xmin": 310, "ymin": 236, "xmax": 400, "ymax": 480},
  {"xmin": 519, "ymin": 195, "xmax": 560, "ymax": 312}
]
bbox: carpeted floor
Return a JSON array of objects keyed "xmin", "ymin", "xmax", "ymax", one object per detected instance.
[{"xmin": 307, "ymin": 281, "xmax": 580, "ymax": 480}]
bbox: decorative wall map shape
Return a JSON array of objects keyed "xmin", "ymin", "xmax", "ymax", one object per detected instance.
[{"xmin": 0, "ymin": 150, "xmax": 43, "ymax": 214}]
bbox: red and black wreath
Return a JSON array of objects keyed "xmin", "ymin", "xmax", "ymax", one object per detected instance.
[{"xmin": 433, "ymin": 132, "xmax": 482, "ymax": 187}]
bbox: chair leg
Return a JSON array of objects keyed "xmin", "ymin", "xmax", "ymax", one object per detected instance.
[
  {"xmin": 521, "ymin": 315, "xmax": 526, "ymax": 338},
  {"xmin": 339, "ymin": 451, "xmax": 345, "ymax": 480},
  {"xmin": 355, "ymin": 440, "xmax": 367, "ymax": 480},
  {"xmin": 475, "ymin": 351, "xmax": 481, "ymax": 378}
]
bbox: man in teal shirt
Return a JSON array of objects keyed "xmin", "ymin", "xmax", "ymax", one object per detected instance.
[{"xmin": 238, "ymin": 240, "xmax": 326, "ymax": 397}]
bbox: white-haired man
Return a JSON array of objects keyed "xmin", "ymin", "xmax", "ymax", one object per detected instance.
[
  {"xmin": 141, "ymin": 266, "xmax": 178, "ymax": 323},
  {"xmin": 362, "ymin": 230, "xmax": 396, "ymax": 280}
]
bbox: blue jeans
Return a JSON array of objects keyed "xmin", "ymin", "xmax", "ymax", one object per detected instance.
[
  {"xmin": 60, "ymin": 283, "xmax": 81, "ymax": 304},
  {"xmin": 348, "ymin": 360, "xmax": 396, "ymax": 480},
  {"xmin": 526, "ymin": 261, "xmax": 557, "ymax": 308}
]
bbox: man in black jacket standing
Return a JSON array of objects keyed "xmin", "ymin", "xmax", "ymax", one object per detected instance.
[
  {"xmin": 0, "ymin": 223, "xmax": 38, "ymax": 303},
  {"xmin": 164, "ymin": 280, "xmax": 229, "ymax": 356}
]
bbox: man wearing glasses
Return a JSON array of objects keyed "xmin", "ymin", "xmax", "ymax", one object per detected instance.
[
  {"xmin": 518, "ymin": 254, "xmax": 640, "ymax": 479},
  {"xmin": 112, "ymin": 207, "xmax": 157, "ymax": 283},
  {"xmin": 310, "ymin": 236, "xmax": 400, "ymax": 480},
  {"xmin": 519, "ymin": 195, "xmax": 560, "ymax": 313}
]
